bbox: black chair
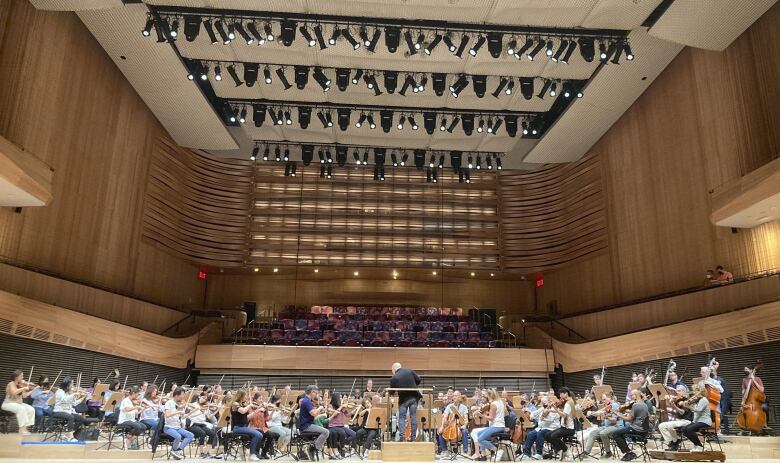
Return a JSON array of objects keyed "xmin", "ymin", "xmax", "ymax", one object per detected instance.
[
  {"xmin": 150, "ymin": 411, "xmax": 175, "ymax": 460},
  {"xmin": 0, "ymin": 410, "xmax": 14, "ymax": 434},
  {"xmin": 488, "ymin": 416, "xmax": 517, "ymax": 461},
  {"xmin": 624, "ymin": 431, "xmax": 651, "ymax": 462},
  {"xmin": 42, "ymin": 415, "xmax": 70, "ymax": 442},
  {"xmin": 222, "ymin": 430, "xmax": 251, "ymax": 461},
  {"xmin": 289, "ymin": 416, "xmax": 320, "ymax": 461}
]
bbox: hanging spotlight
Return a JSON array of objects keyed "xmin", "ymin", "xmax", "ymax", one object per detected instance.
[
  {"xmin": 238, "ymin": 107, "xmax": 247, "ymax": 124},
  {"xmin": 169, "ymin": 19, "xmax": 180, "ymax": 40},
  {"xmin": 284, "ymin": 110, "xmax": 292, "ymax": 125},
  {"xmin": 384, "ymin": 71, "xmax": 399, "ymax": 94},
  {"xmin": 252, "ymin": 104, "xmax": 266, "ymax": 127},
  {"xmin": 319, "ymin": 164, "xmax": 326, "ymax": 178},
  {"xmin": 363, "ymin": 150, "xmax": 369, "ymax": 165},
  {"xmin": 325, "ymin": 112, "xmax": 333, "ymax": 127},
  {"xmin": 472, "ymin": 75, "xmax": 487, "ymax": 98},
  {"xmin": 336, "ymin": 146, "xmax": 347, "ymax": 167},
  {"xmin": 462, "ymin": 114, "xmax": 474, "ymax": 135},
  {"xmin": 506, "ymin": 38, "xmax": 517, "ymax": 55},
  {"xmin": 504, "ymin": 79, "xmax": 515, "ymax": 95},
  {"xmin": 244, "ymin": 63, "xmax": 258, "ymax": 87},
  {"xmin": 397, "ymin": 115, "xmax": 406, "ymax": 130},
  {"xmin": 391, "ymin": 152, "xmax": 398, "ymax": 167},
  {"xmin": 401, "ymin": 152, "xmax": 409, "ymax": 166},
  {"xmin": 384, "ymin": 26, "xmax": 401, "ymax": 52},
  {"xmin": 443, "ymin": 32, "xmax": 456, "ymax": 52},
  {"xmin": 549, "ymin": 81, "xmax": 558, "ymax": 96},
  {"xmin": 408, "ymin": 116, "xmax": 418, "ymax": 130},
  {"xmin": 355, "ymin": 113, "xmax": 367, "ymax": 128},
  {"xmin": 450, "ymin": 151, "xmax": 462, "ymax": 172},
  {"xmin": 276, "ymin": 67, "xmax": 292, "ymax": 90},
  {"xmin": 429, "ymin": 154, "xmax": 436, "ymax": 168},
  {"xmin": 469, "ymin": 35, "xmax": 486, "ymax": 56},
  {"xmin": 352, "ymin": 69, "xmax": 364, "ymax": 85},
  {"xmin": 380, "ymin": 110, "xmax": 394, "ymax": 133},
  {"xmin": 359, "ymin": 26, "xmax": 370, "ymax": 47},
  {"xmin": 142, "ymin": 16, "xmax": 154, "ymax": 37},
  {"xmin": 342, "ymin": 29, "xmax": 360, "ymax": 49},
  {"xmin": 328, "ymin": 27, "xmax": 340, "ymax": 45},
  {"xmin": 263, "ymin": 67, "xmax": 272, "ymax": 84},
  {"xmin": 337, "ymin": 108, "xmax": 351, "ymax": 131},
  {"xmin": 465, "ymin": 168, "xmax": 471, "ymax": 184},
  {"xmin": 363, "ymin": 72, "xmax": 374, "ymax": 89},
  {"xmin": 492, "ymin": 118, "xmax": 503, "ymax": 135},
  {"xmin": 521, "ymin": 121, "xmax": 529, "ymax": 136},
  {"xmin": 515, "ymin": 38, "xmax": 534, "ymax": 59},
  {"xmin": 467, "ymin": 155, "xmax": 473, "ymax": 169},
  {"xmin": 475, "ymin": 155, "xmax": 482, "ymax": 170},
  {"xmin": 487, "ymin": 118, "xmax": 494, "ymax": 134},
  {"xmin": 299, "ymin": 25, "xmax": 316, "ymax": 47},
  {"xmin": 496, "ymin": 157, "xmax": 502, "ymax": 170},
  {"xmin": 425, "ymin": 34, "xmax": 442, "ymax": 55},
  {"xmin": 624, "ymin": 43, "xmax": 634, "ymax": 61},
  {"xmin": 318, "ymin": 149, "xmax": 325, "ymax": 164},
  {"xmin": 280, "ymin": 20, "xmax": 297, "ymax": 46},
  {"xmin": 520, "ymin": 77, "xmax": 534, "ymax": 100},
  {"xmin": 527, "ymin": 40, "xmax": 545, "ymax": 60},
  {"xmin": 313, "ymin": 24, "xmax": 327, "ymax": 49},
  {"xmin": 327, "ymin": 164, "xmax": 333, "ymax": 179},
  {"xmin": 291, "ymin": 162, "xmax": 298, "ymax": 176},
  {"xmin": 432, "ymin": 73, "xmax": 446, "ymax": 96},
  {"xmin": 477, "ymin": 118, "xmax": 484, "ymax": 133},
  {"xmin": 275, "ymin": 146, "xmax": 281, "ymax": 162},
  {"xmin": 438, "ymin": 155, "xmax": 445, "ymax": 169},
  {"xmin": 335, "ymin": 68, "xmax": 350, "ymax": 91},
  {"xmin": 417, "ymin": 75, "xmax": 427, "ymax": 92},
  {"xmin": 353, "ymin": 150, "xmax": 361, "ymax": 164},
  {"xmin": 234, "ymin": 22, "xmax": 251, "ymax": 44},
  {"xmin": 446, "ymin": 116, "xmax": 460, "ymax": 133},
  {"xmin": 552, "ymin": 39, "xmax": 568, "ymax": 62},
  {"xmin": 199, "ymin": 63, "xmax": 209, "ymax": 81},
  {"xmin": 247, "ymin": 22, "xmax": 264, "ymax": 44},
  {"xmin": 492, "ymin": 77, "xmax": 509, "ymax": 98},
  {"xmin": 263, "ymin": 146, "xmax": 270, "ymax": 161},
  {"xmin": 214, "ymin": 20, "xmax": 230, "ymax": 44},
  {"xmin": 213, "ymin": 64, "xmax": 222, "ymax": 81},
  {"xmin": 455, "ymin": 34, "xmax": 470, "ymax": 58},
  {"xmin": 403, "ymin": 30, "xmax": 417, "ymax": 55},
  {"xmin": 251, "ymin": 146, "xmax": 259, "ymax": 161},
  {"xmin": 369, "ymin": 75, "xmax": 382, "ymax": 96},
  {"xmin": 505, "ymin": 115, "xmax": 518, "ymax": 137},
  {"xmin": 579, "ymin": 37, "xmax": 595, "ymax": 62},
  {"xmin": 423, "ymin": 112, "xmax": 436, "ymax": 134},
  {"xmin": 298, "ymin": 106, "xmax": 311, "ymax": 129},
  {"xmin": 294, "ymin": 65, "xmax": 309, "ymax": 89},
  {"xmin": 283, "ymin": 148, "xmax": 290, "ymax": 161},
  {"xmin": 263, "ymin": 23, "xmax": 274, "ymax": 41},
  {"xmin": 276, "ymin": 109, "xmax": 284, "ymax": 125},
  {"xmin": 326, "ymin": 150, "xmax": 333, "ymax": 164},
  {"xmin": 367, "ymin": 114, "xmax": 376, "ymax": 129},
  {"xmin": 413, "ymin": 150, "xmax": 425, "ymax": 170},
  {"xmin": 610, "ymin": 41, "xmax": 622, "ymax": 64},
  {"xmin": 202, "ymin": 19, "xmax": 218, "ymax": 44},
  {"xmin": 537, "ymin": 79, "xmax": 552, "ymax": 99},
  {"xmin": 545, "ymin": 39, "xmax": 554, "ymax": 57},
  {"xmin": 439, "ymin": 117, "xmax": 447, "ymax": 132},
  {"xmin": 432, "ymin": 169, "xmax": 438, "ymax": 183},
  {"xmin": 486, "ymin": 155, "xmax": 493, "ymax": 170},
  {"xmin": 366, "ymin": 29, "xmax": 381, "ymax": 52},
  {"xmin": 302, "ymin": 145, "xmax": 313, "ymax": 165},
  {"xmin": 398, "ymin": 75, "xmax": 413, "ymax": 96},
  {"xmin": 561, "ymin": 40, "xmax": 577, "ymax": 64},
  {"xmin": 317, "ymin": 111, "xmax": 329, "ymax": 128},
  {"xmin": 313, "ymin": 67, "xmax": 331, "ymax": 91},
  {"xmin": 487, "ymin": 32, "xmax": 503, "ymax": 58}
]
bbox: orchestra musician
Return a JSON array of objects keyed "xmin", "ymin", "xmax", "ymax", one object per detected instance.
[
  {"xmin": 231, "ymin": 389, "xmax": 264, "ymax": 461},
  {"xmin": 390, "ymin": 362, "xmax": 421, "ymax": 442},
  {"xmin": 609, "ymin": 389, "xmax": 650, "ymax": 462},
  {"xmin": 658, "ymin": 385, "xmax": 693, "ymax": 450},
  {"xmin": 469, "ymin": 390, "xmax": 489, "ymax": 458},
  {"xmin": 139, "ymin": 385, "xmax": 161, "ymax": 430},
  {"xmin": 436, "ymin": 390, "xmax": 469, "ymax": 455},
  {"xmin": 116, "ymin": 386, "xmax": 147, "ymax": 450},
  {"xmin": 520, "ymin": 394, "xmax": 560, "ymax": 460},
  {"xmin": 52, "ymin": 376, "xmax": 90, "ymax": 442},
  {"xmin": 546, "ymin": 387, "xmax": 576, "ymax": 460},
  {"xmin": 474, "ymin": 388, "xmax": 507, "ymax": 461},
  {"xmin": 30, "ymin": 375, "xmax": 54, "ymax": 432},
  {"xmin": 667, "ymin": 370, "xmax": 688, "ymax": 392},
  {"xmin": 162, "ymin": 387, "xmax": 194, "ymax": 460},
  {"xmin": 103, "ymin": 379, "xmax": 121, "ymax": 423},
  {"xmin": 364, "ymin": 379, "xmax": 375, "ymax": 397},
  {"xmin": 248, "ymin": 392, "xmax": 277, "ymax": 459},
  {"xmin": 579, "ymin": 391, "xmax": 621, "ymax": 459},
  {"xmin": 187, "ymin": 394, "xmax": 219, "ymax": 458},
  {"xmin": 593, "ymin": 374, "xmax": 603, "ymax": 387},
  {"xmin": 266, "ymin": 395, "xmax": 292, "ymax": 453},
  {"xmin": 679, "ymin": 383, "xmax": 714, "ymax": 452},
  {"xmin": 298, "ymin": 385, "xmax": 330, "ymax": 461},
  {"xmin": 708, "ymin": 361, "xmax": 731, "ymax": 434},
  {"xmin": 353, "ymin": 398, "xmax": 378, "ymax": 456},
  {"xmin": 2, "ymin": 370, "xmax": 36, "ymax": 434},
  {"xmin": 327, "ymin": 393, "xmax": 358, "ymax": 457}
]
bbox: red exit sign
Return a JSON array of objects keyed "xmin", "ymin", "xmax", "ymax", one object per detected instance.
[
  {"xmin": 198, "ymin": 271, "xmax": 207, "ymax": 280},
  {"xmin": 536, "ymin": 272, "xmax": 543, "ymax": 287}
]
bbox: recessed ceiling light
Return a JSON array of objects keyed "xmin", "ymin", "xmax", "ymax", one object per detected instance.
[
  {"xmin": 432, "ymin": 271, "xmax": 437, "ymax": 276},
  {"xmin": 314, "ymin": 268, "xmax": 319, "ymax": 273},
  {"xmin": 273, "ymin": 268, "xmax": 279, "ymax": 273},
  {"xmin": 354, "ymin": 271, "xmax": 359, "ymax": 276},
  {"xmin": 470, "ymin": 272, "xmax": 475, "ymax": 277},
  {"xmin": 253, "ymin": 268, "xmax": 259, "ymax": 272}
]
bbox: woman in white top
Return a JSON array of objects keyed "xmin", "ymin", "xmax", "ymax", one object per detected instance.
[
  {"xmin": 2, "ymin": 370, "xmax": 36, "ymax": 433},
  {"xmin": 475, "ymin": 388, "xmax": 506, "ymax": 461},
  {"xmin": 546, "ymin": 387, "xmax": 576, "ymax": 459},
  {"xmin": 52, "ymin": 377, "xmax": 89, "ymax": 442},
  {"xmin": 266, "ymin": 395, "xmax": 292, "ymax": 451},
  {"xmin": 117, "ymin": 386, "xmax": 146, "ymax": 449},
  {"xmin": 469, "ymin": 390, "xmax": 489, "ymax": 459},
  {"xmin": 139, "ymin": 385, "xmax": 161, "ymax": 430},
  {"xmin": 188, "ymin": 394, "xmax": 219, "ymax": 458}
]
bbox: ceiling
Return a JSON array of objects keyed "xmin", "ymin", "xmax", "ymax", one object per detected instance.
[{"xmin": 30, "ymin": 0, "xmax": 778, "ymax": 169}]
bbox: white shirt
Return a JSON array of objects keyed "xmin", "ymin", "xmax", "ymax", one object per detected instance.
[
  {"xmin": 267, "ymin": 410, "xmax": 284, "ymax": 428},
  {"xmin": 118, "ymin": 397, "xmax": 137, "ymax": 424},
  {"xmin": 140, "ymin": 398, "xmax": 159, "ymax": 421},
  {"xmin": 561, "ymin": 401, "xmax": 574, "ymax": 429},
  {"xmin": 490, "ymin": 400, "xmax": 505, "ymax": 428},
  {"xmin": 164, "ymin": 399, "xmax": 181, "ymax": 429},
  {"xmin": 54, "ymin": 389, "xmax": 83, "ymax": 414}
]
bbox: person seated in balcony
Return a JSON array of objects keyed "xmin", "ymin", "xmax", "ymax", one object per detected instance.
[
  {"xmin": 715, "ymin": 266, "xmax": 734, "ymax": 284},
  {"xmin": 703, "ymin": 269, "xmax": 717, "ymax": 287}
]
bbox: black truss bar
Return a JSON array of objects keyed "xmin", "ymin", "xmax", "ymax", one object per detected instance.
[{"xmin": 250, "ymin": 140, "xmax": 504, "ymax": 157}]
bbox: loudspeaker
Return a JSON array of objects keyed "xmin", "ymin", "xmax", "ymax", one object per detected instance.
[{"xmin": 243, "ymin": 301, "xmax": 257, "ymax": 326}]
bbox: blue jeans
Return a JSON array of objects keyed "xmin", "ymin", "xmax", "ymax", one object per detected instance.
[
  {"xmin": 478, "ymin": 426, "xmax": 505, "ymax": 452},
  {"xmin": 34, "ymin": 405, "xmax": 53, "ymax": 430},
  {"xmin": 141, "ymin": 419, "xmax": 158, "ymax": 430},
  {"xmin": 232, "ymin": 426, "xmax": 263, "ymax": 455},
  {"xmin": 437, "ymin": 428, "xmax": 469, "ymax": 452},
  {"xmin": 523, "ymin": 428, "xmax": 551, "ymax": 456},
  {"xmin": 164, "ymin": 427, "xmax": 194, "ymax": 451},
  {"xmin": 398, "ymin": 398, "xmax": 418, "ymax": 442}
]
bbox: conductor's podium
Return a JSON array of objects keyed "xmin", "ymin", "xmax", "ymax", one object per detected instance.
[{"xmin": 381, "ymin": 442, "xmax": 436, "ymax": 461}]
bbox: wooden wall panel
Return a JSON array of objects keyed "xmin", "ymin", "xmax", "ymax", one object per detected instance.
[
  {"xmin": 196, "ymin": 344, "xmax": 553, "ymax": 374},
  {"xmin": 0, "ymin": 0, "xmax": 204, "ymax": 309},
  {"xmin": 537, "ymin": 4, "xmax": 780, "ymax": 315}
]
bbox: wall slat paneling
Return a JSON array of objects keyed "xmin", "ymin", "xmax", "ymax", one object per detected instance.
[{"xmin": 0, "ymin": 0, "xmax": 203, "ymax": 310}]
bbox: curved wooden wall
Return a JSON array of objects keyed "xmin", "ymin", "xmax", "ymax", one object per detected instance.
[
  {"xmin": 498, "ymin": 154, "xmax": 607, "ymax": 272},
  {"xmin": 0, "ymin": 289, "xmax": 200, "ymax": 368},
  {"xmin": 552, "ymin": 300, "xmax": 780, "ymax": 372},
  {"xmin": 143, "ymin": 137, "xmax": 253, "ymax": 267}
]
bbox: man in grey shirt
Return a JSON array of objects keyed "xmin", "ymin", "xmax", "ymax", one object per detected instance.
[{"xmin": 611, "ymin": 389, "xmax": 649, "ymax": 461}]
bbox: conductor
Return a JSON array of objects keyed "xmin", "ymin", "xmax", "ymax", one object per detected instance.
[{"xmin": 390, "ymin": 362, "xmax": 421, "ymax": 442}]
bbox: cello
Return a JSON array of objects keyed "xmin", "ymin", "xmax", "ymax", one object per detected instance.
[
  {"xmin": 736, "ymin": 361, "xmax": 766, "ymax": 434},
  {"xmin": 702, "ymin": 357, "xmax": 722, "ymax": 431}
]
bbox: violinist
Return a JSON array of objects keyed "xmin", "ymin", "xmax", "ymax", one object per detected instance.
[
  {"xmin": 658, "ymin": 385, "xmax": 694, "ymax": 451},
  {"xmin": 580, "ymin": 392, "xmax": 621, "ymax": 459},
  {"xmin": 116, "ymin": 386, "xmax": 146, "ymax": 449},
  {"xmin": 2, "ymin": 370, "xmax": 36, "ymax": 434},
  {"xmin": 30, "ymin": 375, "xmax": 54, "ymax": 432},
  {"xmin": 188, "ymin": 394, "xmax": 219, "ymax": 459},
  {"xmin": 353, "ymin": 398, "xmax": 378, "ymax": 456},
  {"xmin": 667, "ymin": 371, "xmax": 688, "ymax": 392},
  {"xmin": 266, "ymin": 395, "xmax": 292, "ymax": 453},
  {"xmin": 231, "ymin": 389, "xmax": 264, "ymax": 461},
  {"xmin": 520, "ymin": 394, "xmax": 560, "ymax": 460},
  {"xmin": 609, "ymin": 389, "xmax": 649, "ymax": 462},
  {"xmin": 468, "ymin": 390, "xmax": 489, "ymax": 459},
  {"xmin": 299, "ymin": 385, "xmax": 329, "ymax": 461},
  {"xmin": 139, "ymin": 385, "xmax": 161, "ymax": 430},
  {"xmin": 163, "ymin": 387, "xmax": 194, "ymax": 460},
  {"xmin": 52, "ymin": 376, "xmax": 90, "ymax": 442},
  {"xmin": 473, "ymin": 388, "xmax": 506, "ymax": 461},
  {"xmin": 249, "ymin": 393, "xmax": 279, "ymax": 459},
  {"xmin": 364, "ymin": 379, "xmax": 375, "ymax": 397},
  {"xmin": 546, "ymin": 388, "xmax": 575, "ymax": 460},
  {"xmin": 593, "ymin": 374, "xmax": 603, "ymax": 387},
  {"xmin": 330, "ymin": 394, "xmax": 359, "ymax": 457},
  {"xmin": 680, "ymin": 383, "xmax": 714, "ymax": 452},
  {"xmin": 437, "ymin": 390, "xmax": 469, "ymax": 455}
]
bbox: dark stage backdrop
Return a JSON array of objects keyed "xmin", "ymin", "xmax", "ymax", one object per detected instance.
[{"xmin": 558, "ymin": 340, "xmax": 780, "ymax": 430}]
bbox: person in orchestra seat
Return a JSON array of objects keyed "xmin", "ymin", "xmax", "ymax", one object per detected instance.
[
  {"xmin": 500, "ymin": 390, "xmax": 516, "ymax": 419},
  {"xmin": 579, "ymin": 392, "xmax": 621, "ymax": 459},
  {"xmin": 390, "ymin": 362, "xmax": 422, "ymax": 442},
  {"xmin": 139, "ymin": 382, "xmax": 148, "ymax": 396},
  {"xmin": 53, "ymin": 376, "xmax": 90, "ymax": 442},
  {"xmin": 139, "ymin": 385, "xmax": 160, "ymax": 430},
  {"xmin": 593, "ymin": 375, "xmax": 603, "ymax": 387},
  {"xmin": 700, "ymin": 363, "xmax": 728, "ymax": 434},
  {"xmin": 299, "ymin": 385, "xmax": 330, "ymax": 461},
  {"xmin": 328, "ymin": 393, "xmax": 358, "ymax": 457},
  {"xmin": 520, "ymin": 394, "xmax": 560, "ymax": 460},
  {"xmin": 116, "ymin": 386, "xmax": 146, "ymax": 450},
  {"xmin": 2, "ymin": 370, "xmax": 36, "ymax": 434},
  {"xmin": 85, "ymin": 377, "xmax": 102, "ymax": 418},
  {"xmin": 163, "ymin": 387, "xmax": 194, "ymax": 460},
  {"xmin": 231, "ymin": 389, "xmax": 264, "ymax": 461},
  {"xmin": 474, "ymin": 388, "xmax": 507, "ymax": 461},
  {"xmin": 546, "ymin": 388, "xmax": 576, "ymax": 460},
  {"xmin": 681, "ymin": 383, "xmax": 714, "ymax": 452},
  {"xmin": 436, "ymin": 390, "xmax": 469, "ymax": 455},
  {"xmin": 186, "ymin": 394, "xmax": 218, "ymax": 458},
  {"xmin": 715, "ymin": 265, "xmax": 734, "ymax": 284},
  {"xmin": 30, "ymin": 375, "xmax": 54, "ymax": 432},
  {"xmin": 103, "ymin": 379, "xmax": 121, "ymax": 424},
  {"xmin": 354, "ymin": 398, "xmax": 378, "ymax": 456},
  {"xmin": 364, "ymin": 379, "xmax": 375, "ymax": 397},
  {"xmin": 610, "ymin": 389, "xmax": 649, "ymax": 461},
  {"xmin": 667, "ymin": 371, "xmax": 688, "ymax": 392},
  {"xmin": 658, "ymin": 385, "xmax": 693, "ymax": 451},
  {"xmin": 626, "ymin": 373, "xmax": 645, "ymax": 402},
  {"xmin": 266, "ymin": 395, "xmax": 292, "ymax": 454}
]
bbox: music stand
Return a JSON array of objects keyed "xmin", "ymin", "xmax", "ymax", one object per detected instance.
[
  {"xmin": 592, "ymin": 385, "xmax": 613, "ymax": 400},
  {"xmin": 101, "ymin": 392, "xmax": 124, "ymax": 412},
  {"xmin": 93, "ymin": 384, "xmax": 110, "ymax": 404},
  {"xmin": 572, "ymin": 406, "xmax": 597, "ymax": 460},
  {"xmin": 648, "ymin": 384, "xmax": 668, "ymax": 407},
  {"xmin": 365, "ymin": 407, "xmax": 387, "ymax": 430}
]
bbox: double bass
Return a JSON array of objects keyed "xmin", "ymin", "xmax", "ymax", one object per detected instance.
[
  {"xmin": 702, "ymin": 357, "xmax": 722, "ymax": 431},
  {"xmin": 737, "ymin": 361, "xmax": 766, "ymax": 434}
]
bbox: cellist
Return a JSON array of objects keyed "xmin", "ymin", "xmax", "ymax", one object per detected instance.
[{"xmin": 436, "ymin": 391, "xmax": 469, "ymax": 455}]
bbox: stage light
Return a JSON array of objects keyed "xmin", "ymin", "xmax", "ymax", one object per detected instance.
[
  {"xmin": 275, "ymin": 146, "xmax": 281, "ymax": 162},
  {"xmin": 283, "ymin": 148, "xmax": 290, "ymax": 161},
  {"xmin": 366, "ymin": 29, "xmax": 381, "ymax": 52},
  {"xmin": 353, "ymin": 150, "xmax": 361, "ymax": 164},
  {"xmin": 450, "ymin": 151, "xmax": 462, "ymax": 172},
  {"xmin": 293, "ymin": 65, "xmax": 309, "ymax": 90},
  {"xmin": 496, "ymin": 157, "xmax": 502, "ymax": 170},
  {"xmin": 432, "ymin": 169, "xmax": 438, "ymax": 183},
  {"xmin": 313, "ymin": 67, "xmax": 331, "ymax": 91},
  {"xmin": 142, "ymin": 17, "xmax": 154, "ymax": 37},
  {"xmin": 384, "ymin": 71, "xmax": 399, "ymax": 94},
  {"xmin": 239, "ymin": 107, "xmax": 247, "ymax": 124},
  {"xmin": 169, "ymin": 19, "xmax": 179, "ymax": 40},
  {"xmin": 624, "ymin": 43, "xmax": 634, "ymax": 61},
  {"xmin": 244, "ymin": 63, "xmax": 258, "ymax": 86},
  {"xmin": 385, "ymin": 27, "xmax": 400, "ymax": 52},
  {"xmin": 363, "ymin": 150, "xmax": 369, "ymax": 165},
  {"xmin": 327, "ymin": 165, "xmax": 333, "ymax": 179},
  {"xmin": 234, "ymin": 22, "xmax": 251, "ymax": 44},
  {"xmin": 408, "ymin": 116, "xmax": 418, "ymax": 130},
  {"xmin": 486, "ymin": 155, "xmax": 493, "ymax": 169},
  {"xmin": 380, "ymin": 110, "xmax": 394, "ymax": 133},
  {"xmin": 605, "ymin": 41, "xmax": 618, "ymax": 63},
  {"xmin": 504, "ymin": 79, "xmax": 514, "ymax": 95},
  {"xmin": 552, "ymin": 40, "xmax": 568, "ymax": 62},
  {"xmin": 313, "ymin": 24, "xmax": 327, "ymax": 49},
  {"xmin": 561, "ymin": 40, "xmax": 577, "ymax": 64},
  {"xmin": 492, "ymin": 118, "xmax": 502, "ymax": 135},
  {"xmin": 438, "ymin": 155, "xmax": 445, "ymax": 169},
  {"xmin": 247, "ymin": 22, "xmax": 264, "ymax": 44},
  {"xmin": 579, "ymin": 37, "xmax": 595, "ymax": 62},
  {"xmin": 335, "ymin": 108, "xmax": 349, "ymax": 131},
  {"xmin": 599, "ymin": 42, "xmax": 608, "ymax": 61},
  {"xmin": 263, "ymin": 67, "xmax": 272, "ymax": 84},
  {"xmin": 443, "ymin": 33, "xmax": 456, "ymax": 52},
  {"xmin": 355, "ymin": 113, "xmax": 366, "ymax": 128},
  {"xmin": 469, "ymin": 35, "xmax": 486, "ymax": 56},
  {"xmin": 299, "ymin": 25, "xmax": 316, "ymax": 47},
  {"xmin": 425, "ymin": 34, "xmax": 442, "ymax": 55},
  {"xmin": 359, "ymin": 27, "xmax": 370, "ymax": 46},
  {"xmin": 318, "ymin": 149, "xmax": 325, "ymax": 164},
  {"xmin": 276, "ymin": 109, "xmax": 284, "ymax": 125},
  {"xmin": 320, "ymin": 165, "xmax": 326, "ymax": 177},
  {"xmin": 302, "ymin": 145, "xmax": 313, "ymax": 165},
  {"xmin": 214, "ymin": 20, "xmax": 230, "ymax": 44},
  {"xmin": 505, "ymin": 115, "xmax": 518, "ymax": 137},
  {"xmin": 397, "ymin": 115, "xmax": 406, "ymax": 130},
  {"xmin": 506, "ymin": 38, "xmax": 517, "ymax": 55},
  {"xmin": 203, "ymin": 19, "xmax": 218, "ymax": 44},
  {"xmin": 527, "ymin": 40, "xmax": 545, "ymax": 60},
  {"xmin": 326, "ymin": 112, "xmax": 333, "ymax": 127},
  {"xmin": 447, "ymin": 116, "xmax": 460, "ymax": 133},
  {"xmin": 363, "ymin": 73, "xmax": 373, "ymax": 89},
  {"xmin": 520, "ymin": 77, "xmax": 534, "ymax": 100},
  {"xmin": 424, "ymin": 112, "xmax": 436, "ymax": 134},
  {"xmin": 475, "ymin": 154, "xmax": 481, "ymax": 170},
  {"xmin": 516, "ymin": 38, "xmax": 533, "ymax": 59},
  {"xmin": 432, "ymin": 73, "xmax": 446, "ymax": 96},
  {"xmin": 276, "ymin": 68, "xmax": 292, "ymax": 90},
  {"xmin": 492, "ymin": 77, "xmax": 509, "ymax": 98},
  {"xmin": 413, "ymin": 150, "xmax": 425, "ymax": 170},
  {"xmin": 298, "ymin": 106, "xmax": 311, "ymax": 129},
  {"xmin": 391, "ymin": 152, "xmax": 398, "ymax": 167},
  {"xmin": 429, "ymin": 154, "xmax": 436, "ymax": 168},
  {"xmin": 329, "ymin": 27, "xmax": 340, "ymax": 45},
  {"xmin": 352, "ymin": 69, "xmax": 363, "ymax": 85},
  {"xmin": 401, "ymin": 153, "xmax": 409, "ymax": 166},
  {"xmin": 317, "ymin": 111, "xmax": 328, "ymax": 128},
  {"xmin": 467, "ymin": 155, "xmax": 473, "ymax": 169},
  {"xmin": 465, "ymin": 169, "xmax": 471, "ymax": 184},
  {"xmin": 251, "ymin": 146, "xmax": 258, "ymax": 161},
  {"xmin": 472, "ymin": 75, "xmax": 487, "ymax": 98},
  {"xmin": 487, "ymin": 118, "xmax": 493, "ymax": 134},
  {"xmin": 403, "ymin": 30, "xmax": 417, "ymax": 55},
  {"xmin": 342, "ymin": 29, "xmax": 360, "ymax": 49},
  {"xmin": 335, "ymin": 68, "xmax": 350, "ymax": 91},
  {"xmin": 537, "ymin": 79, "xmax": 551, "ymax": 99},
  {"xmin": 253, "ymin": 104, "xmax": 266, "ymax": 127},
  {"xmin": 426, "ymin": 167, "xmax": 432, "ymax": 183},
  {"xmin": 454, "ymin": 34, "xmax": 470, "ymax": 58},
  {"xmin": 199, "ymin": 63, "xmax": 209, "ymax": 81},
  {"xmin": 369, "ymin": 75, "xmax": 382, "ymax": 96},
  {"xmin": 417, "ymin": 75, "xmax": 427, "ymax": 92},
  {"xmin": 439, "ymin": 117, "xmax": 447, "ymax": 132},
  {"xmin": 367, "ymin": 114, "xmax": 376, "ymax": 129},
  {"xmin": 549, "ymin": 82, "xmax": 557, "ymax": 97},
  {"xmin": 326, "ymin": 150, "xmax": 333, "ymax": 164},
  {"xmin": 415, "ymin": 32, "xmax": 425, "ymax": 50},
  {"xmin": 226, "ymin": 24, "xmax": 236, "ymax": 40},
  {"xmin": 280, "ymin": 20, "xmax": 296, "ymax": 46},
  {"xmin": 521, "ymin": 121, "xmax": 529, "ymax": 135},
  {"xmin": 291, "ymin": 162, "xmax": 297, "ymax": 176},
  {"xmin": 450, "ymin": 74, "xmax": 468, "ymax": 96},
  {"xmin": 477, "ymin": 119, "xmax": 484, "ymax": 133},
  {"xmin": 545, "ymin": 39, "xmax": 554, "ymax": 56},
  {"xmin": 462, "ymin": 114, "xmax": 474, "ymax": 135},
  {"xmin": 487, "ymin": 32, "xmax": 502, "ymax": 58}
]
